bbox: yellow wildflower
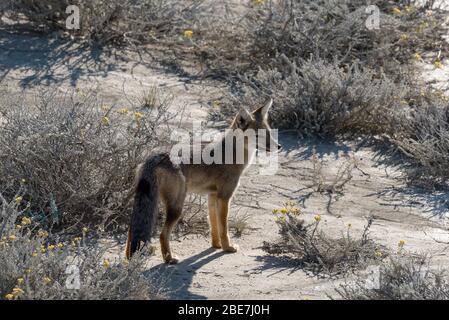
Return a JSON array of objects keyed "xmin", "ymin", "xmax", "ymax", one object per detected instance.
[
  {"xmin": 8, "ymin": 235, "xmax": 16, "ymax": 241},
  {"xmin": 103, "ymin": 259, "xmax": 111, "ymax": 268},
  {"xmin": 17, "ymin": 278, "xmax": 24, "ymax": 285},
  {"xmin": 21, "ymin": 217, "xmax": 32, "ymax": 225},
  {"xmin": 82, "ymin": 227, "xmax": 88, "ymax": 233},
  {"xmin": 413, "ymin": 53, "xmax": 423, "ymax": 62},
  {"xmin": 118, "ymin": 108, "xmax": 129, "ymax": 115},
  {"xmin": 15, "ymin": 196, "xmax": 23, "ymax": 205},
  {"xmin": 102, "ymin": 116, "xmax": 110, "ymax": 126},
  {"xmin": 16, "ymin": 225, "xmax": 22, "ymax": 230},
  {"xmin": 290, "ymin": 207, "xmax": 299, "ymax": 215},
  {"xmin": 12, "ymin": 288, "xmax": 23, "ymax": 296},
  {"xmin": 38, "ymin": 230, "xmax": 48, "ymax": 238},
  {"xmin": 398, "ymin": 240, "xmax": 406, "ymax": 247},
  {"xmin": 434, "ymin": 60, "xmax": 443, "ymax": 69},
  {"xmin": 279, "ymin": 207, "xmax": 288, "ymax": 214},
  {"xmin": 393, "ymin": 7, "xmax": 401, "ymax": 15},
  {"xmin": 32, "ymin": 252, "xmax": 38, "ymax": 257},
  {"xmin": 101, "ymin": 105, "xmax": 109, "ymax": 112},
  {"xmin": 43, "ymin": 277, "xmax": 52, "ymax": 285},
  {"xmin": 314, "ymin": 214, "xmax": 321, "ymax": 222},
  {"xmin": 272, "ymin": 209, "xmax": 278, "ymax": 214},
  {"xmin": 57, "ymin": 243, "xmax": 63, "ymax": 248},
  {"xmin": 183, "ymin": 30, "xmax": 193, "ymax": 38},
  {"xmin": 135, "ymin": 112, "xmax": 144, "ymax": 121},
  {"xmin": 48, "ymin": 245, "xmax": 55, "ymax": 250},
  {"xmin": 5, "ymin": 294, "xmax": 14, "ymax": 300}
]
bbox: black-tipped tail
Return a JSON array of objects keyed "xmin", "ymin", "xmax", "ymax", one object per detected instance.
[{"xmin": 126, "ymin": 164, "xmax": 159, "ymax": 259}]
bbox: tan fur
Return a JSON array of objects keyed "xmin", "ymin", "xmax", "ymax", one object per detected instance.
[{"xmin": 127, "ymin": 99, "xmax": 279, "ymax": 263}]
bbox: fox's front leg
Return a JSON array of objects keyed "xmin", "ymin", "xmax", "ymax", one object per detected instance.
[
  {"xmin": 216, "ymin": 197, "xmax": 238, "ymax": 253},
  {"xmin": 208, "ymin": 193, "xmax": 221, "ymax": 249}
]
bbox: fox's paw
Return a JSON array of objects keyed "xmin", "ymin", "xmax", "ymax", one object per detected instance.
[
  {"xmin": 222, "ymin": 244, "xmax": 239, "ymax": 253},
  {"xmin": 211, "ymin": 241, "xmax": 222, "ymax": 249},
  {"xmin": 163, "ymin": 255, "xmax": 179, "ymax": 265}
]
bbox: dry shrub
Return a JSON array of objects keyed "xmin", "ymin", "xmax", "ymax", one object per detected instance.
[
  {"xmin": 214, "ymin": 59, "xmax": 407, "ymax": 136},
  {"xmin": 337, "ymin": 254, "xmax": 449, "ymax": 300},
  {"xmin": 0, "ymin": 193, "xmax": 163, "ymax": 300},
  {"xmin": 391, "ymin": 98, "xmax": 449, "ymax": 186},
  {"xmin": 0, "ymin": 88, "xmax": 175, "ymax": 231},
  {"xmin": 263, "ymin": 204, "xmax": 383, "ymax": 276},
  {"xmin": 2, "ymin": 0, "xmax": 207, "ymax": 45}
]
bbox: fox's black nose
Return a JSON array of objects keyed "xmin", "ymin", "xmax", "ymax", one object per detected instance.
[{"xmin": 278, "ymin": 144, "xmax": 282, "ymax": 150}]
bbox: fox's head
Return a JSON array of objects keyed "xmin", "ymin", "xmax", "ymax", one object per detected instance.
[{"xmin": 231, "ymin": 99, "xmax": 281, "ymax": 152}]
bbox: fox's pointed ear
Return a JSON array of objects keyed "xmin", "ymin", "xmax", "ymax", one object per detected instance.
[
  {"xmin": 235, "ymin": 108, "xmax": 253, "ymax": 129},
  {"xmin": 253, "ymin": 98, "xmax": 273, "ymax": 119}
]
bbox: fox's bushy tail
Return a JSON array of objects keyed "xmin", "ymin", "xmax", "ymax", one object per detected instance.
[{"xmin": 126, "ymin": 157, "xmax": 160, "ymax": 259}]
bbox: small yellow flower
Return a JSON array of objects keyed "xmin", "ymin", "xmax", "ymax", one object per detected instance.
[
  {"xmin": 434, "ymin": 60, "xmax": 443, "ymax": 69},
  {"xmin": 32, "ymin": 252, "xmax": 38, "ymax": 257},
  {"xmin": 38, "ymin": 230, "xmax": 48, "ymax": 238},
  {"xmin": 43, "ymin": 277, "xmax": 52, "ymax": 285},
  {"xmin": 15, "ymin": 196, "xmax": 23, "ymax": 205},
  {"xmin": 413, "ymin": 53, "xmax": 423, "ymax": 62},
  {"xmin": 290, "ymin": 207, "xmax": 299, "ymax": 215},
  {"xmin": 404, "ymin": 5, "xmax": 412, "ymax": 14},
  {"xmin": 375, "ymin": 250, "xmax": 383, "ymax": 258},
  {"xmin": 82, "ymin": 227, "xmax": 88, "ymax": 233},
  {"xmin": 274, "ymin": 217, "xmax": 280, "ymax": 223},
  {"xmin": 102, "ymin": 116, "xmax": 110, "ymax": 126},
  {"xmin": 48, "ymin": 245, "xmax": 55, "ymax": 250},
  {"xmin": 12, "ymin": 287, "xmax": 23, "ymax": 296},
  {"xmin": 21, "ymin": 217, "xmax": 32, "ymax": 225},
  {"xmin": 393, "ymin": 7, "xmax": 401, "ymax": 15},
  {"xmin": 400, "ymin": 34, "xmax": 408, "ymax": 41},
  {"xmin": 279, "ymin": 207, "xmax": 288, "ymax": 214},
  {"xmin": 57, "ymin": 243, "xmax": 63, "ymax": 248},
  {"xmin": 118, "ymin": 108, "xmax": 129, "ymax": 115},
  {"xmin": 314, "ymin": 214, "xmax": 321, "ymax": 222},
  {"xmin": 101, "ymin": 105, "xmax": 109, "ymax": 112},
  {"xmin": 8, "ymin": 235, "xmax": 16, "ymax": 241},
  {"xmin": 16, "ymin": 225, "xmax": 22, "ymax": 230},
  {"xmin": 183, "ymin": 30, "xmax": 193, "ymax": 38},
  {"xmin": 398, "ymin": 240, "xmax": 406, "ymax": 247},
  {"xmin": 17, "ymin": 278, "xmax": 24, "ymax": 285},
  {"xmin": 5, "ymin": 294, "xmax": 14, "ymax": 300},
  {"xmin": 272, "ymin": 209, "xmax": 278, "ymax": 214},
  {"xmin": 25, "ymin": 269, "xmax": 32, "ymax": 274},
  {"xmin": 134, "ymin": 112, "xmax": 144, "ymax": 121},
  {"xmin": 103, "ymin": 259, "xmax": 111, "ymax": 268}
]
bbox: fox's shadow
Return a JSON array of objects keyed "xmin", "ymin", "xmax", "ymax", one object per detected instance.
[{"xmin": 145, "ymin": 247, "xmax": 226, "ymax": 299}]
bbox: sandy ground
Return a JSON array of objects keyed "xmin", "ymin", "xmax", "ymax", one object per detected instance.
[{"xmin": 2, "ymin": 14, "xmax": 449, "ymax": 300}]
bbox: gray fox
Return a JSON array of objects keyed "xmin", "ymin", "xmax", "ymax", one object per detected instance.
[{"xmin": 126, "ymin": 99, "xmax": 279, "ymax": 264}]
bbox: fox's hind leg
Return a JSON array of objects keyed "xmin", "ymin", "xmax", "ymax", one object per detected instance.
[
  {"xmin": 159, "ymin": 172, "xmax": 186, "ymax": 264},
  {"xmin": 208, "ymin": 193, "xmax": 221, "ymax": 249}
]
